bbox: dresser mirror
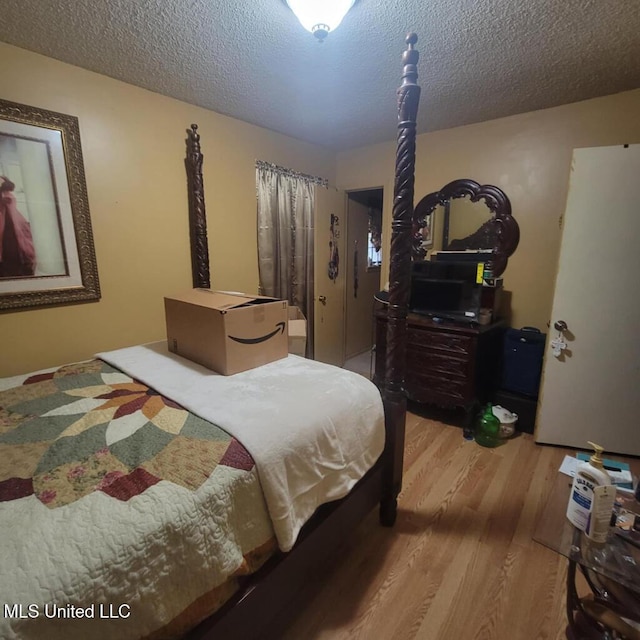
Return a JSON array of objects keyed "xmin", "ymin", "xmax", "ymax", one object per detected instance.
[{"xmin": 412, "ymin": 179, "xmax": 520, "ymax": 277}]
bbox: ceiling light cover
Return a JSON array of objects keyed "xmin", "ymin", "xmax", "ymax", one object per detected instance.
[{"xmin": 286, "ymin": 0, "xmax": 356, "ymax": 40}]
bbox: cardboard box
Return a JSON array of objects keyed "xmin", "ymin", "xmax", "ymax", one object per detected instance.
[
  {"xmin": 287, "ymin": 306, "xmax": 307, "ymax": 357},
  {"xmin": 165, "ymin": 289, "xmax": 288, "ymax": 375}
]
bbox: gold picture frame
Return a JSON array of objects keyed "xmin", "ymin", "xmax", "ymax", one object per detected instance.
[{"xmin": 0, "ymin": 99, "xmax": 100, "ymax": 311}]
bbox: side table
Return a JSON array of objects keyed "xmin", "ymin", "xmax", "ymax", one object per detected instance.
[{"xmin": 533, "ymin": 473, "xmax": 640, "ymax": 639}]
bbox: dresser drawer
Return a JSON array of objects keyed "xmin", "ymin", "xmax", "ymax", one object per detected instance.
[
  {"xmin": 407, "ymin": 348, "xmax": 471, "ymax": 379},
  {"xmin": 407, "ymin": 327, "xmax": 473, "ymax": 355},
  {"xmin": 405, "ymin": 371, "xmax": 473, "ymax": 406}
]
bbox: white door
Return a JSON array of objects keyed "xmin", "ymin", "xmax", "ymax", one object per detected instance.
[
  {"xmin": 535, "ymin": 144, "xmax": 640, "ymax": 456},
  {"xmin": 314, "ymin": 186, "xmax": 346, "ymax": 366}
]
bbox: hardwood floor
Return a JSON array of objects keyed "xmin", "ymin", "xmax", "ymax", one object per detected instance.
[{"xmin": 265, "ymin": 412, "xmax": 590, "ymax": 640}]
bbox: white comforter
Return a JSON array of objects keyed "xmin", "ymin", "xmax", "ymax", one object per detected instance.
[{"xmin": 99, "ymin": 342, "xmax": 386, "ymax": 552}]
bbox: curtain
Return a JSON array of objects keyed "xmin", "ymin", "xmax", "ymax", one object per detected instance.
[{"xmin": 257, "ymin": 162, "xmax": 325, "ymax": 358}]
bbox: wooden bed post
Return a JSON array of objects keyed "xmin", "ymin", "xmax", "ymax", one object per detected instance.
[
  {"xmin": 185, "ymin": 123, "xmax": 211, "ymax": 289},
  {"xmin": 381, "ymin": 33, "xmax": 421, "ymax": 525},
  {"xmin": 184, "ymin": 39, "xmax": 422, "ymax": 640}
]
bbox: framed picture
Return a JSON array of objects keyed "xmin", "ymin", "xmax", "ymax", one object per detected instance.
[
  {"xmin": 0, "ymin": 99, "xmax": 100, "ymax": 311},
  {"xmin": 421, "ymin": 210, "xmax": 434, "ymax": 250}
]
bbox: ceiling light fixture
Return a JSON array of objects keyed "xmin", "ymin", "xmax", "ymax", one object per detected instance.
[{"xmin": 285, "ymin": 0, "xmax": 356, "ymax": 42}]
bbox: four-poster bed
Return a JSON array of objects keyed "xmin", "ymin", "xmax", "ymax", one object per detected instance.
[
  {"xmin": 186, "ymin": 33, "xmax": 421, "ymax": 639},
  {"xmin": 0, "ymin": 34, "xmax": 421, "ymax": 640}
]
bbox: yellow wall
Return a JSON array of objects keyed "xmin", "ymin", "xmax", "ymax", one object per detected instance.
[
  {"xmin": 0, "ymin": 43, "xmax": 335, "ymax": 377},
  {"xmin": 336, "ymin": 89, "xmax": 640, "ymax": 331},
  {"xmin": 2, "ymin": 40, "xmax": 639, "ymax": 377}
]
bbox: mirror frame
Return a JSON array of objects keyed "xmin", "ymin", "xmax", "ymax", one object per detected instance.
[{"xmin": 412, "ymin": 178, "xmax": 520, "ymax": 277}]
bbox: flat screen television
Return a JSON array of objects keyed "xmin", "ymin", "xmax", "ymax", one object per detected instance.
[{"xmin": 409, "ymin": 261, "xmax": 482, "ymax": 323}]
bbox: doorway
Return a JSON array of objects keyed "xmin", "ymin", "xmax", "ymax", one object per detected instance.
[{"xmin": 343, "ymin": 187, "xmax": 384, "ymax": 378}]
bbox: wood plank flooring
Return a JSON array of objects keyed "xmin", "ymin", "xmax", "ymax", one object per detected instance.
[{"xmin": 263, "ymin": 412, "xmax": 635, "ymax": 640}]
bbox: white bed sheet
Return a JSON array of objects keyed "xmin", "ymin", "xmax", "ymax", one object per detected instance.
[{"xmin": 99, "ymin": 342, "xmax": 386, "ymax": 552}]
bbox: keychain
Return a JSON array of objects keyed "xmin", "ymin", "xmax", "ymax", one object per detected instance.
[{"xmin": 550, "ymin": 320, "xmax": 567, "ymax": 358}]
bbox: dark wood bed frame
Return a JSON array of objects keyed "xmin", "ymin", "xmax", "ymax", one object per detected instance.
[{"xmin": 184, "ymin": 34, "xmax": 421, "ymax": 640}]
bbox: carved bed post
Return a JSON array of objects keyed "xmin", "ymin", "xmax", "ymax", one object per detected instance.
[
  {"xmin": 185, "ymin": 124, "xmax": 211, "ymax": 289},
  {"xmin": 381, "ymin": 34, "xmax": 421, "ymax": 525}
]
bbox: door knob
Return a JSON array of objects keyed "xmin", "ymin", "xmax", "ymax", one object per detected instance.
[
  {"xmin": 554, "ymin": 320, "xmax": 568, "ymax": 332},
  {"xmin": 318, "ymin": 295, "xmax": 327, "ymax": 305}
]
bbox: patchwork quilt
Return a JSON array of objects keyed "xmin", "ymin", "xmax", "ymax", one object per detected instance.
[{"xmin": 0, "ymin": 360, "xmax": 276, "ymax": 640}]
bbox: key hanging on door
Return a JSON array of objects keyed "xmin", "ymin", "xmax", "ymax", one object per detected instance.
[{"xmin": 550, "ymin": 320, "xmax": 568, "ymax": 358}]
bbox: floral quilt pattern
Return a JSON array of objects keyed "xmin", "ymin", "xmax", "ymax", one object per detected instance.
[{"xmin": 0, "ymin": 360, "xmax": 254, "ymax": 508}]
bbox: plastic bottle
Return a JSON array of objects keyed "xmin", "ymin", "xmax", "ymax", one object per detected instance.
[
  {"xmin": 474, "ymin": 404, "xmax": 501, "ymax": 448},
  {"xmin": 566, "ymin": 442, "xmax": 614, "ymax": 540},
  {"xmin": 587, "ymin": 484, "xmax": 617, "ymax": 543}
]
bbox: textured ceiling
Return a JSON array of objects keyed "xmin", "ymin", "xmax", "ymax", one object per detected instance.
[{"xmin": 1, "ymin": 0, "xmax": 639, "ymax": 150}]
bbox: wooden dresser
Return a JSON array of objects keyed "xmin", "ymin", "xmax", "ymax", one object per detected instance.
[{"xmin": 374, "ymin": 310, "xmax": 504, "ymax": 410}]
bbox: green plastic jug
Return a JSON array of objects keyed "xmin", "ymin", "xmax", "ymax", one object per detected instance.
[{"xmin": 475, "ymin": 404, "xmax": 501, "ymax": 448}]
